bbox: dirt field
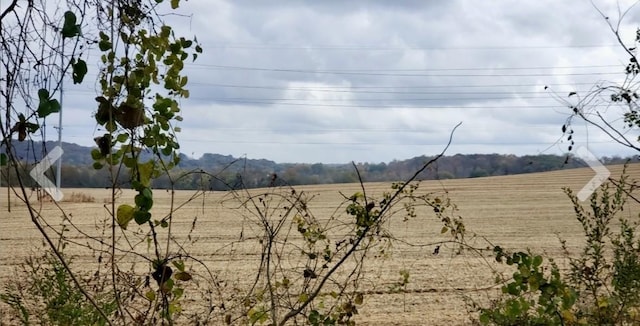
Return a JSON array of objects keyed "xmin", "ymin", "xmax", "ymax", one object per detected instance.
[{"xmin": 1, "ymin": 163, "xmax": 638, "ymax": 325}]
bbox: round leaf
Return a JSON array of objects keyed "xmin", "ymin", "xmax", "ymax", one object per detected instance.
[{"xmin": 116, "ymin": 204, "xmax": 135, "ymax": 230}]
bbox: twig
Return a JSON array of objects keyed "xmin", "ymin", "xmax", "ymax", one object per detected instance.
[{"xmin": 278, "ymin": 122, "xmax": 462, "ymax": 325}]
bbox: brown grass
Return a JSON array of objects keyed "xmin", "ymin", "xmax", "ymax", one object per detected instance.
[
  {"xmin": 0, "ymin": 163, "xmax": 638, "ymax": 325},
  {"xmin": 64, "ymin": 191, "xmax": 96, "ymax": 203}
]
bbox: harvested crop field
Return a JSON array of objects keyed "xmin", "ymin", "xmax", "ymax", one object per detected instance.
[{"xmin": 1, "ymin": 163, "xmax": 639, "ymax": 325}]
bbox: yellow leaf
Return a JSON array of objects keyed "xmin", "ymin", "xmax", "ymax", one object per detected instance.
[
  {"xmin": 138, "ymin": 160, "xmax": 155, "ymax": 187},
  {"xmin": 298, "ymin": 293, "xmax": 309, "ymax": 303},
  {"xmin": 560, "ymin": 309, "xmax": 575, "ymax": 322},
  {"xmin": 117, "ymin": 204, "xmax": 135, "ymax": 229},
  {"xmin": 354, "ymin": 293, "xmax": 364, "ymax": 305},
  {"xmin": 145, "ymin": 290, "xmax": 156, "ymax": 301},
  {"xmin": 597, "ymin": 296, "xmax": 609, "ymax": 308},
  {"xmin": 440, "ymin": 226, "xmax": 449, "ymax": 234}
]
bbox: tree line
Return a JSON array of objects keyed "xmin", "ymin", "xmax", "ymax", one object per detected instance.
[{"xmin": 2, "ymin": 141, "xmax": 636, "ymax": 189}]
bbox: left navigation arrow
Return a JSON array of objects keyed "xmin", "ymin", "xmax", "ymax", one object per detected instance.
[{"xmin": 29, "ymin": 146, "xmax": 64, "ymax": 201}]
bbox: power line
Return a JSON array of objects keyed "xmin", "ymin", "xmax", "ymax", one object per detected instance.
[
  {"xmin": 203, "ymin": 43, "xmax": 621, "ymax": 51},
  {"xmin": 187, "ymin": 95, "xmax": 564, "ymax": 102},
  {"xmin": 185, "ymin": 83, "xmax": 600, "ymax": 95},
  {"xmin": 69, "ymin": 78, "xmax": 604, "ymax": 91},
  {"xmin": 178, "ymin": 99, "xmax": 613, "ymax": 109},
  {"xmin": 62, "ymin": 88, "xmax": 618, "ymax": 107},
  {"xmin": 187, "ymin": 63, "xmax": 620, "ymax": 72},
  {"xmin": 59, "ymin": 124, "xmax": 562, "ymax": 136}
]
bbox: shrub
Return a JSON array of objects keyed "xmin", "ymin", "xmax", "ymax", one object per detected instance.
[
  {"xmin": 0, "ymin": 250, "xmax": 116, "ymax": 325},
  {"xmin": 475, "ymin": 168, "xmax": 640, "ymax": 325}
]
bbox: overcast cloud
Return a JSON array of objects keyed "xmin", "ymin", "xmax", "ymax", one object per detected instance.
[{"xmin": 53, "ymin": 0, "xmax": 640, "ymax": 163}]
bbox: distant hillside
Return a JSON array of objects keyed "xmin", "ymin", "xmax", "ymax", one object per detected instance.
[{"xmin": 1, "ymin": 140, "xmax": 638, "ymax": 189}]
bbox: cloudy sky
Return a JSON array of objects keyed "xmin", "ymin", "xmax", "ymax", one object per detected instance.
[{"xmin": 54, "ymin": 0, "xmax": 640, "ymax": 163}]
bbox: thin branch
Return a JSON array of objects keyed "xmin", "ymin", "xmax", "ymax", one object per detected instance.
[
  {"xmin": 278, "ymin": 122, "xmax": 461, "ymax": 325},
  {"xmin": 0, "ymin": 0, "xmax": 19, "ymax": 22}
]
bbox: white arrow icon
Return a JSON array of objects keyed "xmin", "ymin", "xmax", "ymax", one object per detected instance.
[
  {"xmin": 29, "ymin": 146, "xmax": 64, "ymax": 201},
  {"xmin": 575, "ymin": 146, "xmax": 610, "ymax": 201}
]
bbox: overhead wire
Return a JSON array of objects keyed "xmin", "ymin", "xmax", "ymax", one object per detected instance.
[
  {"xmin": 58, "ymin": 56, "xmax": 628, "ymax": 148},
  {"xmin": 187, "ymin": 64, "xmax": 621, "ymax": 77},
  {"xmin": 202, "ymin": 42, "xmax": 621, "ymax": 51}
]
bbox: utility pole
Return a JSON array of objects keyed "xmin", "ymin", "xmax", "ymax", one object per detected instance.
[{"xmin": 55, "ymin": 43, "xmax": 64, "ymax": 190}]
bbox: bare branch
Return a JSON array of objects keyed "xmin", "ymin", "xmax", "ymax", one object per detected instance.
[{"xmin": 277, "ymin": 122, "xmax": 462, "ymax": 325}]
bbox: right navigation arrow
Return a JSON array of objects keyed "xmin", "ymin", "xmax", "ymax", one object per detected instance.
[{"xmin": 575, "ymin": 146, "xmax": 611, "ymax": 201}]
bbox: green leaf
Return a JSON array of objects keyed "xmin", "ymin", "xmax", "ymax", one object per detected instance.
[
  {"xmin": 161, "ymin": 146, "xmax": 173, "ymax": 156},
  {"xmin": 71, "ymin": 58, "xmax": 88, "ymax": 84},
  {"xmin": 98, "ymin": 40, "xmax": 112, "ymax": 51},
  {"xmin": 0, "ymin": 153, "xmax": 6, "ymax": 166},
  {"xmin": 38, "ymin": 88, "xmax": 49, "ymax": 100},
  {"xmin": 142, "ymin": 187, "xmax": 153, "ymax": 199},
  {"xmin": 134, "ymin": 210, "xmax": 151, "ymax": 224},
  {"xmin": 172, "ymin": 260, "xmax": 185, "ymax": 272},
  {"xmin": 122, "ymin": 155, "xmax": 137, "ymax": 169},
  {"xmin": 132, "ymin": 180, "xmax": 144, "ymax": 192},
  {"xmin": 90, "ymin": 148, "xmax": 103, "ymax": 160},
  {"xmin": 533, "ymin": 255, "xmax": 543, "ymax": 268},
  {"xmin": 117, "ymin": 204, "xmax": 135, "ymax": 229},
  {"xmin": 36, "ymin": 90, "xmax": 60, "ymax": 118},
  {"xmin": 63, "ymin": 11, "xmax": 76, "ymax": 25},
  {"xmin": 174, "ymin": 271, "xmax": 192, "ymax": 281},
  {"xmin": 172, "ymin": 287, "xmax": 184, "ymax": 299},
  {"xmin": 160, "ymin": 25, "xmax": 172, "ymax": 38},
  {"xmin": 170, "ymin": 0, "xmax": 180, "ymax": 9},
  {"xmin": 116, "ymin": 133, "xmax": 129, "ymax": 143},
  {"xmin": 25, "ymin": 122, "xmax": 39, "ymax": 133},
  {"xmin": 145, "ymin": 290, "xmax": 156, "ymax": 301},
  {"xmin": 61, "ymin": 11, "xmax": 81, "ymax": 38},
  {"xmin": 135, "ymin": 193, "xmax": 153, "ymax": 211},
  {"xmin": 308, "ymin": 310, "xmax": 321, "ymax": 324},
  {"xmin": 48, "ymin": 99, "xmax": 61, "ymax": 114}
]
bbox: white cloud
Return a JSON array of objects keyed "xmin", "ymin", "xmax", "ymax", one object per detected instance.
[{"xmin": 43, "ymin": 0, "xmax": 640, "ymax": 163}]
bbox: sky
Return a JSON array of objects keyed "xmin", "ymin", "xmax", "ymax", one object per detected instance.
[{"xmin": 42, "ymin": 0, "xmax": 640, "ymax": 163}]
